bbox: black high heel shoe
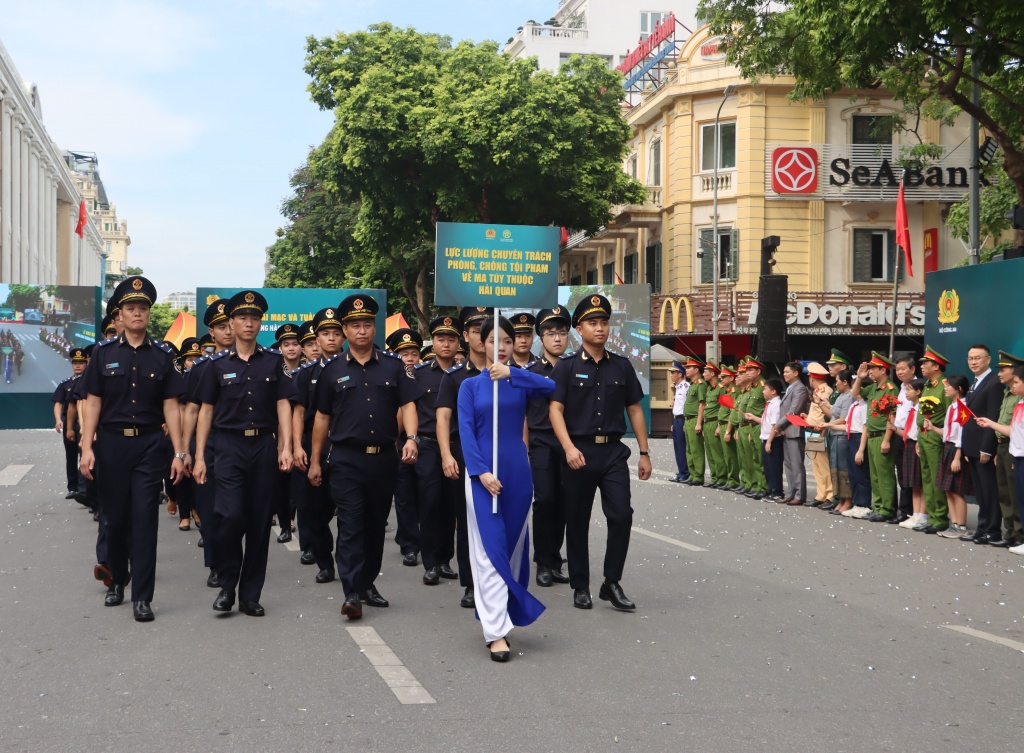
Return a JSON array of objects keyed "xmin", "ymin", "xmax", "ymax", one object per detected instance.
[{"xmin": 487, "ymin": 638, "xmax": 511, "ymax": 663}]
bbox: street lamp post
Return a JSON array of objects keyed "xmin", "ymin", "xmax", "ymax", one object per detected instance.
[{"xmin": 711, "ymin": 84, "xmax": 738, "ymax": 364}]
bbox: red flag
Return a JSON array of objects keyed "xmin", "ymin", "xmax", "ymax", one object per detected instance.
[
  {"xmin": 717, "ymin": 394, "xmax": 735, "ymax": 409},
  {"xmin": 75, "ymin": 200, "xmax": 87, "ymax": 238},
  {"xmin": 786, "ymin": 413, "xmax": 811, "ymax": 428},
  {"xmin": 615, "ymin": 273, "xmax": 625, "ymax": 285},
  {"xmin": 953, "ymin": 398, "xmax": 974, "ymax": 425},
  {"xmin": 895, "ymin": 179, "xmax": 913, "ymax": 276},
  {"xmin": 560, "ymin": 226, "xmax": 569, "ymax": 246}
]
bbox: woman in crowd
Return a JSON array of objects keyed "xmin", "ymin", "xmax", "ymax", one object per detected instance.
[
  {"xmin": 928, "ymin": 375, "xmax": 972, "ymax": 539},
  {"xmin": 823, "ymin": 369, "xmax": 854, "ymax": 515}
]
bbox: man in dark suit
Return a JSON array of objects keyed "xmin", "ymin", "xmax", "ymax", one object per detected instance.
[
  {"xmin": 774, "ymin": 362, "xmax": 811, "ymax": 505},
  {"xmin": 960, "ymin": 344, "xmax": 1007, "ymax": 546}
]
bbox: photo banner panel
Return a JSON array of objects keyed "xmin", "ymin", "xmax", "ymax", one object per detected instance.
[
  {"xmin": 195, "ymin": 288, "xmax": 388, "ymax": 350},
  {"xmin": 435, "ymin": 222, "xmax": 559, "ymax": 308}
]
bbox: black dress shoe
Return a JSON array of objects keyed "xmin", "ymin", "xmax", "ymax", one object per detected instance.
[
  {"xmin": 573, "ymin": 588, "xmax": 593, "ymax": 609},
  {"xmin": 206, "ymin": 569, "xmax": 220, "ymax": 588},
  {"xmin": 688, "ymin": 480, "xmax": 705, "ymax": 487},
  {"xmin": 438, "ymin": 564, "xmax": 458, "ymax": 579},
  {"xmin": 94, "ymin": 563, "xmax": 113, "ymax": 586},
  {"xmin": 804, "ymin": 500, "xmax": 822, "ymax": 507},
  {"xmin": 599, "ymin": 581, "xmax": 636, "ymax": 611},
  {"xmin": 213, "ymin": 589, "xmax": 235, "ymax": 612},
  {"xmin": 300, "ymin": 549, "xmax": 316, "ymax": 565},
  {"xmin": 460, "ymin": 587, "xmax": 475, "ymax": 608},
  {"xmin": 866, "ymin": 512, "xmax": 895, "ymax": 523},
  {"xmin": 92, "ymin": 509, "xmax": 101, "ymax": 522},
  {"xmin": 239, "ymin": 601, "xmax": 265, "ymax": 616},
  {"xmin": 550, "ymin": 566, "xmax": 570, "ymax": 584},
  {"xmin": 65, "ymin": 491, "xmax": 77, "ymax": 500},
  {"xmin": 752, "ymin": 493, "xmax": 764, "ymax": 500},
  {"xmin": 922, "ymin": 524, "xmax": 947, "ymax": 535},
  {"xmin": 962, "ymin": 531, "xmax": 982, "ymax": 542},
  {"xmin": 536, "ymin": 565, "xmax": 553, "ymax": 587},
  {"xmin": 197, "ymin": 536, "xmax": 204, "ymax": 548},
  {"xmin": 989, "ymin": 537, "xmax": 1011, "ymax": 548},
  {"xmin": 360, "ymin": 586, "xmax": 389, "ymax": 608},
  {"xmin": 488, "ymin": 639, "xmax": 511, "ymax": 663},
  {"xmin": 104, "ymin": 583, "xmax": 125, "ymax": 607},
  {"xmin": 423, "ymin": 566, "xmax": 440, "ymax": 585},
  {"xmin": 133, "ymin": 602, "xmax": 154, "ymax": 622},
  {"xmin": 341, "ymin": 595, "xmax": 362, "ymax": 620},
  {"xmin": 315, "ymin": 568, "xmax": 335, "ymax": 584},
  {"xmin": 402, "ymin": 551, "xmax": 419, "ymax": 567},
  {"xmin": 276, "ymin": 530, "xmax": 292, "ymax": 544},
  {"xmin": 820, "ymin": 502, "xmax": 836, "ymax": 511}
]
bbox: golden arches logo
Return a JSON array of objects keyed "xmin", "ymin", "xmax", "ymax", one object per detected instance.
[{"xmin": 657, "ymin": 297, "xmax": 695, "ymax": 334}]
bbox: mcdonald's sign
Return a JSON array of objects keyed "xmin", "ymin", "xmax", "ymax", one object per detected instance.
[{"xmin": 657, "ymin": 296, "xmax": 695, "ymax": 334}]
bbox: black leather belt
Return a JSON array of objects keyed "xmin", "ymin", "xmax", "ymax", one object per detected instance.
[
  {"xmin": 102, "ymin": 424, "xmax": 161, "ymax": 437},
  {"xmin": 338, "ymin": 441, "xmax": 386, "ymax": 454},
  {"xmin": 222, "ymin": 428, "xmax": 271, "ymax": 437},
  {"xmin": 573, "ymin": 434, "xmax": 622, "ymax": 444},
  {"xmin": 868, "ymin": 430, "xmax": 886, "ymax": 439},
  {"xmin": 997, "ymin": 436, "xmax": 1009, "ymax": 445}
]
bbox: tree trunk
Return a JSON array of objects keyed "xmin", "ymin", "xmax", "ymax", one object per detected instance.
[{"xmin": 414, "ymin": 261, "xmax": 431, "ymax": 338}]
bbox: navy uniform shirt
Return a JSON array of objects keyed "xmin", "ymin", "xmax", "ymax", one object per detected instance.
[
  {"xmin": 290, "ymin": 356, "xmax": 336, "ymax": 435},
  {"xmin": 315, "ymin": 349, "xmax": 416, "ymax": 444},
  {"xmin": 526, "ymin": 356, "xmax": 558, "ymax": 432},
  {"xmin": 196, "ymin": 346, "xmax": 293, "ymax": 431},
  {"xmin": 550, "ymin": 348, "xmax": 643, "ymax": 436},
  {"xmin": 69, "ymin": 373, "xmax": 86, "ymax": 402},
  {"xmin": 435, "ymin": 360, "xmax": 482, "ymax": 439},
  {"xmin": 52, "ymin": 376, "xmax": 77, "ymax": 420},
  {"xmin": 82, "ymin": 335, "xmax": 182, "ymax": 426},
  {"xmin": 410, "ymin": 359, "xmax": 448, "ymax": 435}
]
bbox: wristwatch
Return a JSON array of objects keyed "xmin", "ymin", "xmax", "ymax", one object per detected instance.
[
  {"xmin": 174, "ymin": 452, "xmax": 187, "ymax": 460},
  {"xmin": 407, "ymin": 435, "xmax": 420, "ymax": 445},
  {"xmin": 639, "ymin": 450, "xmax": 649, "ymax": 456}
]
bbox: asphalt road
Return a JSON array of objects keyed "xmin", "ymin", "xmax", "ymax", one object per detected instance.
[
  {"xmin": 1, "ymin": 430, "xmax": 1022, "ymax": 753},
  {"xmin": 0, "ymin": 323, "xmax": 71, "ymax": 393}
]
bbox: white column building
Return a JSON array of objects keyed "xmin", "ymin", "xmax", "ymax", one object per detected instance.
[{"xmin": 0, "ymin": 38, "xmax": 104, "ymax": 286}]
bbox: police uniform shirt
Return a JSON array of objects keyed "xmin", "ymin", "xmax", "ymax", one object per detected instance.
[
  {"xmin": 435, "ymin": 360, "xmax": 482, "ymax": 438},
  {"xmin": 526, "ymin": 356, "xmax": 558, "ymax": 432},
  {"xmin": 196, "ymin": 345, "xmax": 292, "ymax": 430},
  {"xmin": 410, "ymin": 359, "xmax": 447, "ymax": 435},
  {"xmin": 52, "ymin": 376, "xmax": 76, "ymax": 420},
  {"xmin": 315, "ymin": 349, "xmax": 416, "ymax": 444},
  {"xmin": 69, "ymin": 373, "xmax": 87, "ymax": 403},
  {"xmin": 550, "ymin": 349, "xmax": 643, "ymax": 436},
  {"xmin": 82, "ymin": 335, "xmax": 183, "ymax": 425},
  {"xmin": 185, "ymin": 354, "xmax": 218, "ymax": 405},
  {"xmin": 291, "ymin": 357, "xmax": 333, "ymax": 435}
]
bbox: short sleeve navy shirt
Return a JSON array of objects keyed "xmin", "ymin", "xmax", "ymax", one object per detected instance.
[
  {"xmin": 550, "ymin": 348, "xmax": 643, "ymax": 436},
  {"xmin": 315, "ymin": 350, "xmax": 416, "ymax": 444},
  {"xmin": 81, "ymin": 335, "xmax": 182, "ymax": 426}
]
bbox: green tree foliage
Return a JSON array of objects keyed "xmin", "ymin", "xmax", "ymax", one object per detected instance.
[
  {"xmin": 125, "ymin": 266, "xmax": 144, "ymax": 276},
  {"xmin": 947, "ymin": 165, "xmax": 1017, "ymax": 265},
  {"xmin": 4, "ymin": 284, "xmax": 42, "ymax": 311},
  {"xmin": 303, "ymin": 24, "xmax": 644, "ymax": 329},
  {"xmin": 146, "ymin": 303, "xmax": 181, "ymax": 341},
  {"xmin": 698, "ymin": 0, "xmax": 1024, "ymax": 212}
]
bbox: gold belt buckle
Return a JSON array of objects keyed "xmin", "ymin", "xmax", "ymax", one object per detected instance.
[
  {"xmin": 244, "ymin": 429, "xmax": 257, "ymax": 437},
  {"xmin": 123, "ymin": 428, "xmax": 137, "ymax": 437},
  {"xmin": 366, "ymin": 446, "xmax": 381, "ymax": 454},
  {"xmin": 594, "ymin": 435, "xmax": 609, "ymax": 444}
]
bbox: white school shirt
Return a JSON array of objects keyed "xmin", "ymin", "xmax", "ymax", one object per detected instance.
[
  {"xmin": 1009, "ymin": 398, "xmax": 1024, "ymax": 457},
  {"xmin": 672, "ymin": 379, "xmax": 689, "ymax": 416},
  {"xmin": 761, "ymin": 396, "xmax": 781, "ymax": 440},
  {"xmin": 895, "ymin": 400, "xmax": 919, "ymax": 442},
  {"xmin": 894, "ymin": 382, "xmax": 913, "ymax": 431},
  {"xmin": 943, "ymin": 403, "xmax": 963, "ymax": 447},
  {"xmin": 848, "ymin": 399, "xmax": 867, "ymax": 434}
]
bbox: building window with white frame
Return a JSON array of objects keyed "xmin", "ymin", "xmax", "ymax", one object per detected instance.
[
  {"xmin": 701, "ymin": 121, "xmax": 736, "ymax": 172},
  {"xmin": 648, "ymin": 140, "xmax": 661, "ymax": 186},
  {"xmin": 640, "ymin": 11, "xmax": 671, "ymax": 40},
  {"xmin": 698, "ymin": 228, "xmax": 738, "ymax": 283},
  {"xmin": 628, "ymin": 154, "xmax": 638, "ymax": 180},
  {"xmin": 852, "ymin": 228, "xmax": 904, "ymax": 282}
]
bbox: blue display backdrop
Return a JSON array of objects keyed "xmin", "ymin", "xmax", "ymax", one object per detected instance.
[
  {"xmin": 434, "ymin": 222, "xmax": 559, "ymax": 308},
  {"xmin": 195, "ymin": 288, "xmax": 388, "ymax": 349}
]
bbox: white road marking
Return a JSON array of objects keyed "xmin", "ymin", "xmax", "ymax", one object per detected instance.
[
  {"xmin": 347, "ymin": 626, "xmax": 436, "ymax": 704},
  {"xmin": 30, "ymin": 352, "xmax": 37, "ymax": 360},
  {"xmin": 270, "ymin": 525, "xmax": 300, "ymax": 552},
  {"xmin": 0, "ymin": 465, "xmax": 34, "ymax": 486},
  {"xmin": 941, "ymin": 625, "xmax": 1024, "ymax": 653},
  {"xmin": 632, "ymin": 526, "xmax": 707, "ymax": 553}
]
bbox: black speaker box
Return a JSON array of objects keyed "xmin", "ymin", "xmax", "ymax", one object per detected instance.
[{"xmin": 757, "ymin": 275, "xmax": 789, "ymax": 363}]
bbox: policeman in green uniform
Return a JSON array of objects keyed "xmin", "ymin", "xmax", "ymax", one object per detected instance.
[
  {"xmin": 702, "ymin": 362, "xmax": 727, "ymax": 488},
  {"xmin": 682, "ymin": 356, "xmax": 707, "ymax": 486},
  {"xmin": 729, "ymin": 358, "xmax": 751, "ymax": 493},
  {"xmin": 740, "ymin": 358, "xmax": 768, "ymax": 498},
  {"xmin": 823, "ymin": 348, "xmax": 851, "ymax": 506},
  {"xmin": 916, "ymin": 346, "xmax": 951, "ymax": 532},
  {"xmin": 994, "ymin": 351, "xmax": 1024, "ymax": 545},
  {"xmin": 718, "ymin": 365, "xmax": 741, "ymax": 490},
  {"xmin": 852, "ymin": 351, "xmax": 899, "ymax": 522}
]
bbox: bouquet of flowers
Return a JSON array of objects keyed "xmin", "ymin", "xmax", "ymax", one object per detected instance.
[
  {"xmin": 918, "ymin": 395, "xmax": 942, "ymax": 417},
  {"xmin": 870, "ymin": 394, "xmax": 901, "ymax": 418}
]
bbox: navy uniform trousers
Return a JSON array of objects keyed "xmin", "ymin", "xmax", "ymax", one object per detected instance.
[
  {"xmin": 193, "ymin": 435, "xmax": 218, "ymax": 570},
  {"xmin": 529, "ymin": 431, "xmax": 567, "ymax": 568},
  {"xmin": 291, "ymin": 431, "xmax": 335, "ymax": 571},
  {"xmin": 212, "ymin": 431, "xmax": 278, "ymax": 602},
  {"xmin": 95, "ymin": 430, "xmax": 165, "ymax": 601},
  {"xmin": 446, "ymin": 438, "xmax": 473, "ymax": 589},
  {"xmin": 329, "ymin": 444, "xmax": 400, "ymax": 596},
  {"xmin": 562, "ymin": 439, "xmax": 633, "ymax": 591},
  {"xmin": 416, "ymin": 438, "xmax": 468, "ymax": 574},
  {"xmin": 393, "ymin": 459, "xmax": 420, "ymax": 556}
]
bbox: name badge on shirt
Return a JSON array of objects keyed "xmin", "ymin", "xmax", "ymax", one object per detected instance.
[
  {"xmin": 575, "ymin": 374, "xmax": 589, "ymax": 379},
  {"xmin": 224, "ymin": 373, "xmax": 237, "ymax": 379},
  {"xmin": 108, "ymin": 363, "xmax": 119, "ymax": 368},
  {"xmin": 337, "ymin": 376, "xmax": 350, "ymax": 383}
]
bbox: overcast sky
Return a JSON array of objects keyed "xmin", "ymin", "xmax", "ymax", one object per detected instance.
[{"xmin": 2, "ymin": 0, "xmax": 555, "ymax": 299}]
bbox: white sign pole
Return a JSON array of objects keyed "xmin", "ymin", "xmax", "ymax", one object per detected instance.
[{"xmin": 492, "ymin": 306, "xmax": 500, "ymax": 514}]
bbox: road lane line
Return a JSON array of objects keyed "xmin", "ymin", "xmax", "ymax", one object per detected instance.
[
  {"xmin": 632, "ymin": 526, "xmax": 707, "ymax": 552},
  {"xmin": 941, "ymin": 625, "xmax": 1024, "ymax": 653},
  {"xmin": 347, "ymin": 626, "xmax": 436, "ymax": 704},
  {"xmin": 0, "ymin": 465, "xmax": 34, "ymax": 486},
  {"xmin": 270, "ymin": 525, "xmax": 300, "ymax": 552}
]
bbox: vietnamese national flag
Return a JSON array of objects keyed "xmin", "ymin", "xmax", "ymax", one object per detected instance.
[
  {"xmin": 895, "ymin": 179, "xmax": 913, "ymax": 276},
  {"xmin": 953, "ymin": 398, "xmax": 974, "ymax": 425},
  {"xmin": 74, "ymin": 200, "xmax": 87, "ymax": 238},
  {"xmin": 786, "ymin": 413, "xmax": 811, "ymax": 428},
  {"xmin": 717, "ymin": 394, "xmax": 735, "ymax": 409}
]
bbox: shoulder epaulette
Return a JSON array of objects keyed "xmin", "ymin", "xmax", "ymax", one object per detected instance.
[
  {"xmin": 96, "ymin": 337, "xmax": 118, "ymax": 348},
  {"xmin": 382, "ymin": 350, "xmax": 402, "ymax": 361},
  {"xmin": 209, "ymin": 350, "xmax": 230, "ymax": 362},
  {"xmin": 59, "ymin": 375, "xmax": 75, "ymax": 384},
  {"xmin": 414, "ymin": 361, "xmax": 429, "ymax": 370},
  {"xmin": 153, "ymin": 339, "xmax": 174, "ymax": 355},
  {"xmin": 559, "ymin": 352, "xmax": 574, "ymax": 360},
  {"xmin": 192, "ymin": 354, "xmax": 210, "ymax": 367},
  {"xmin": 267, "ymin": 347, "xmax": 282, "ymax": 355},
  {"xmin": 322, "ymin": 354, "xmax": 339, "ymax": 365},
  {"xmin": 444, "ymin": 363, "xmax": 465, "ymax": 374},
  {"xmin": 524, "ymin": 359, "xmax": 539, "ymax": 369}
]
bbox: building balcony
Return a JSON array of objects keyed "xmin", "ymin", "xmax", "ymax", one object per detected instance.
[
  {"xmin": 610, "ymin": 186, "xmax": 663, "ymax": 227},
  {"xmin": 529, "ymin": 24, "xmax": 588, "ymax": 40},
  {"xmin": 694, "ymin": 170, "xmax": 735, "ymax": 199}
]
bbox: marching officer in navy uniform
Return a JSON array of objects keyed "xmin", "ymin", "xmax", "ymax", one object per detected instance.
[
  {"xmin": 183, "ymin": 298, "xmax": 235, "ymax": 587},
  {"xmin": 100, "ymin": 316, "xmax": 117, "ymax": 339},
  {"xmin": 412, "ymin": 315, "xmax": 462, "ymax": 584},
  {"xmin": 308, "ymin": 293, "xmax": 419, "ymax": 620},
  {"xmin": 387, "ymin": 327, "xmax": 425, "ymax": 566},
  {"xmin": 53, "ymin": 346, "xmax": 89, "ymax": 502},
  {"xmin": 78, "ymin": 276, "xmax": 187, "ymax": 622},
  {"xmin": 549, "ymin": 294, "xmax": 652, "ymax": 611},
  {"xmin": 511, "ymin": 312, "xmax": 537, "ymax": 368},
  {"xmin": 194, "ymin": 291, "xmax": 294, "ymax": 617},
  {"xmin": 434, "ymin": 306, "xmax": 490, "ymax": 609},
  {"xmin": 290, "ymin": 310, "xmax": 344, "ymax": 581},
  {"xmin": 272, "ymin": 323, "xmax": 303, "ymax": 544},
  {"xmin": 527, "ymin": 306, "xmax": 573, "ymax": 586},
  {"xmin": 290, "ymin": 318, "xmax": 326, "ymax": 567}
]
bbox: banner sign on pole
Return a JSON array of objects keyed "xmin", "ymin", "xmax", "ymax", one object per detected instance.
[{"xmin": 434, "ymin": 222, "xmax": 559, "ymax": 308}]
